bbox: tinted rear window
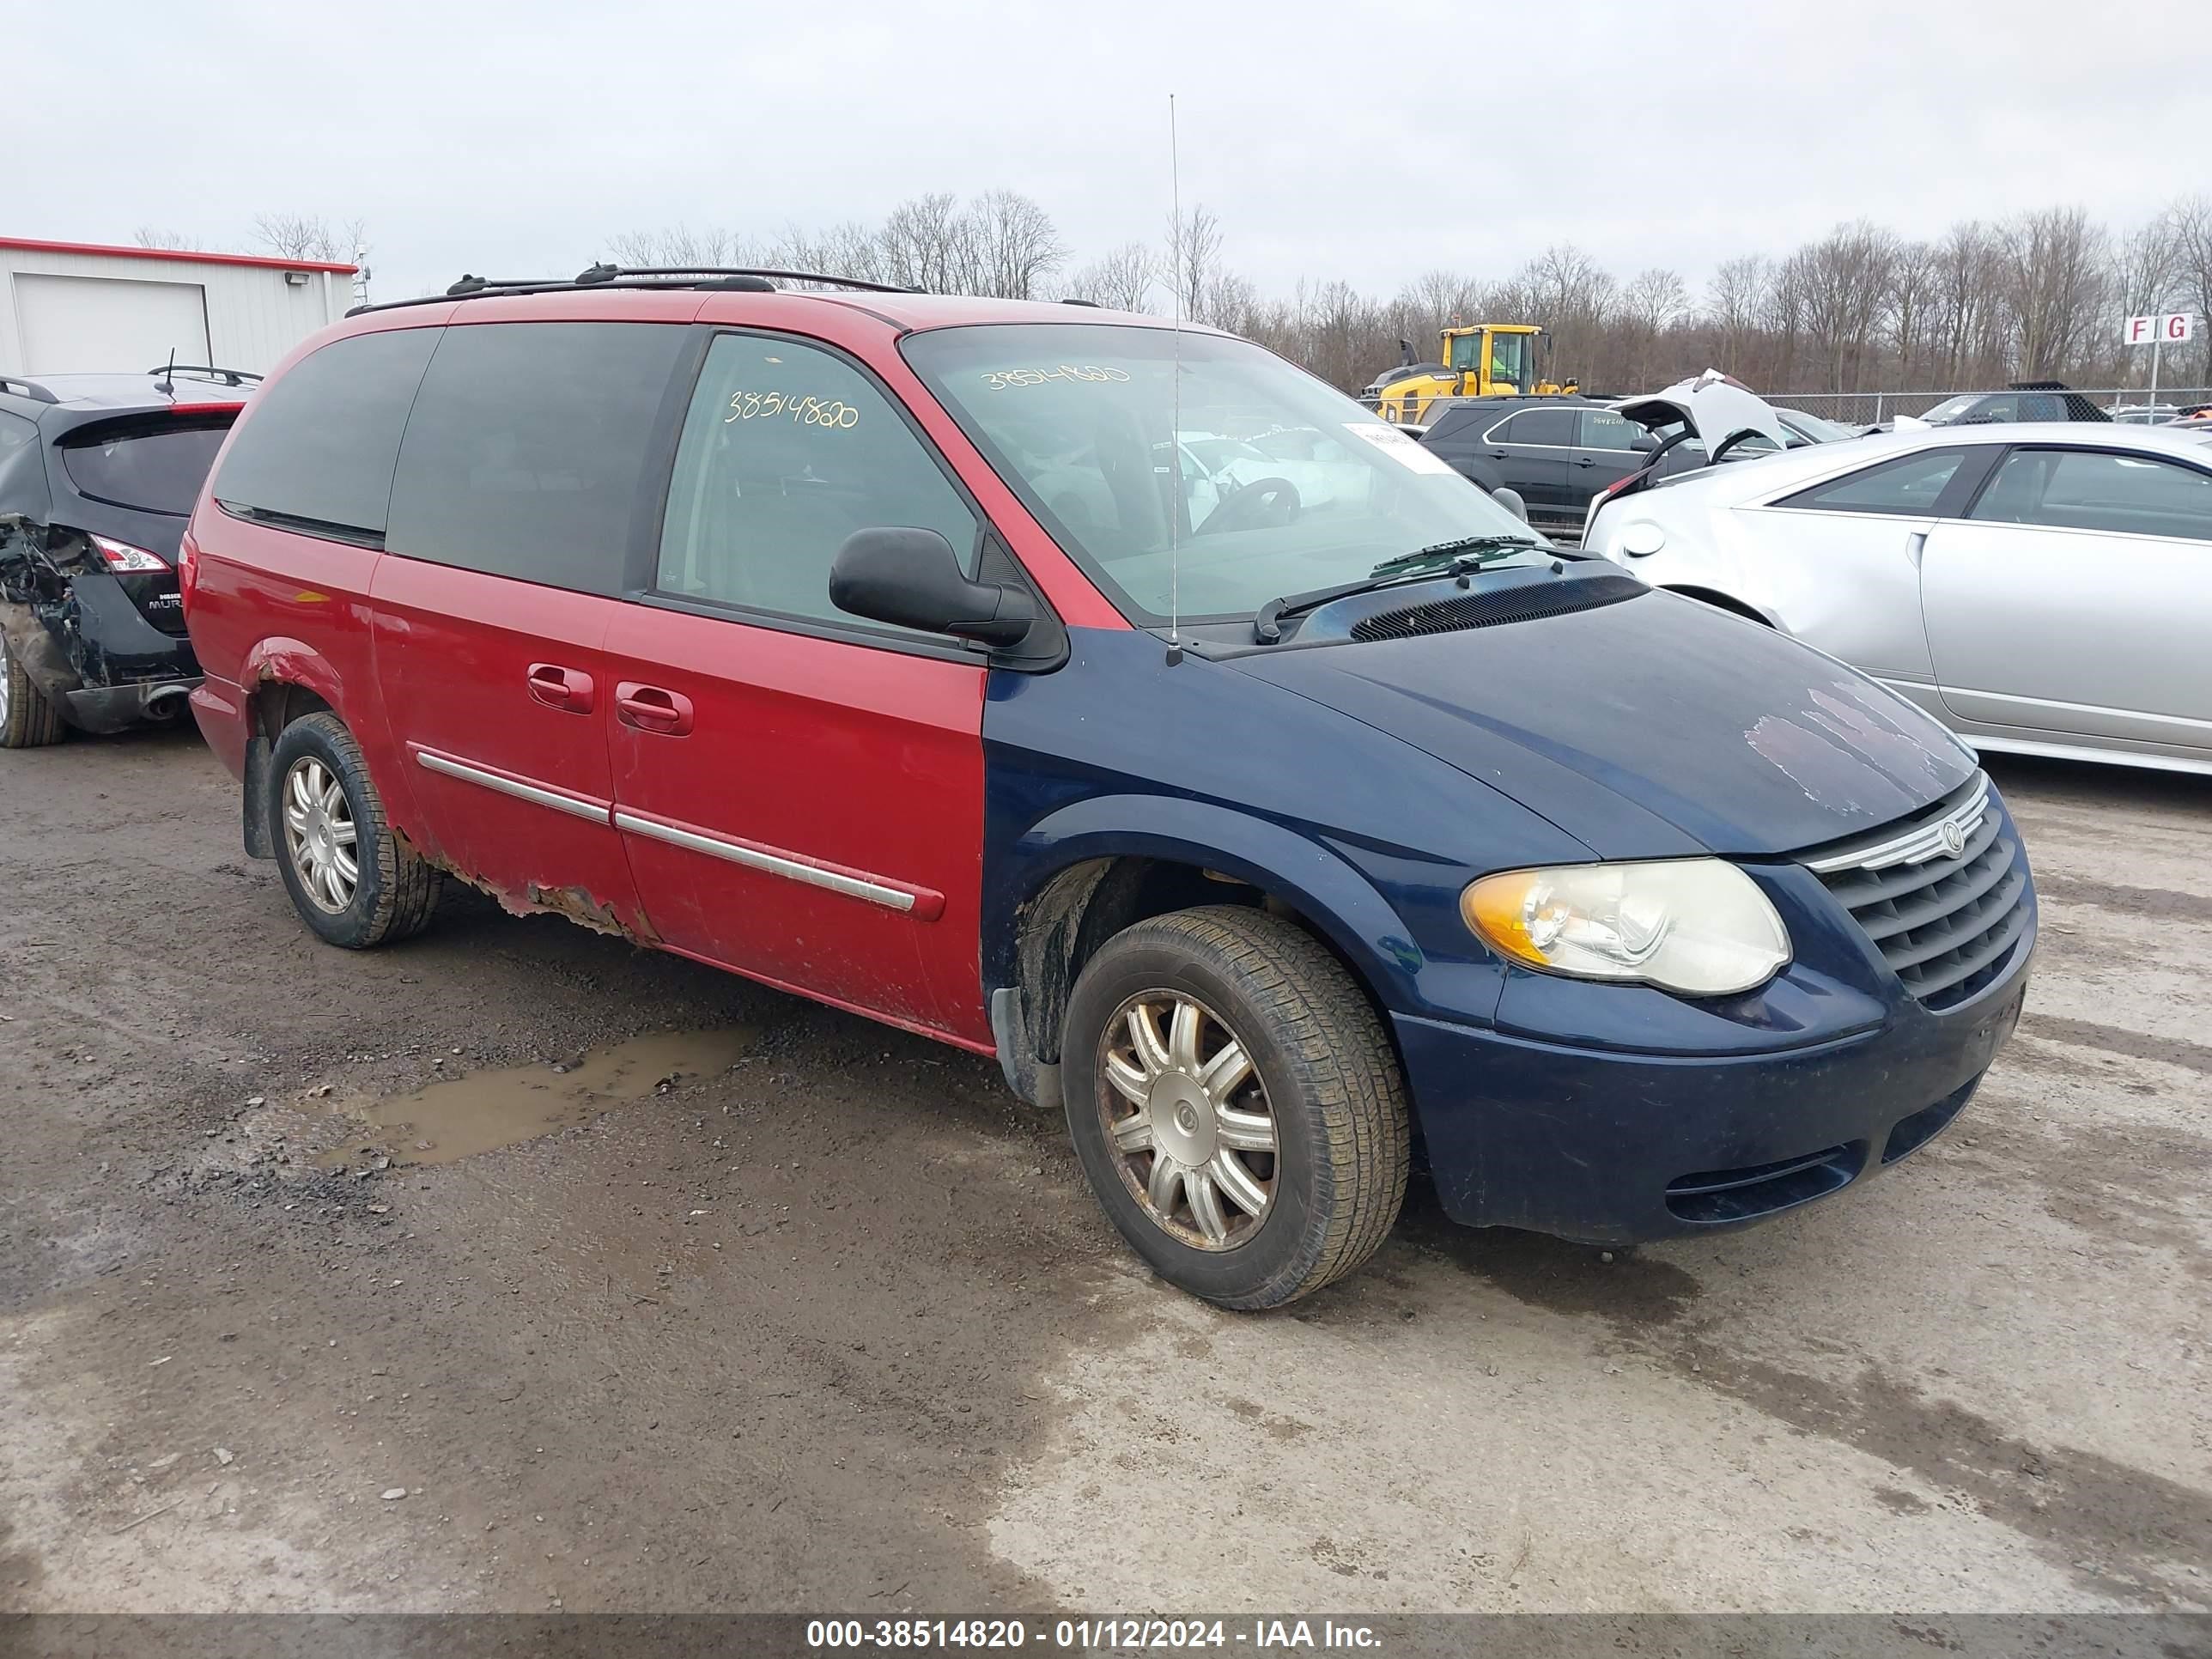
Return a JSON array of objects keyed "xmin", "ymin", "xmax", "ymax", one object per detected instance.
[
  {"xmin": 60, "ymin": 420, "xmax": 231, "ymax": 515},
  {"xmin": 212, "ymin": 328, "xmax": 440, "ymax": 539},
  {"xmin": 1502, "ymin": 407, "xmax": 1577, "ymax": 446},
  {"xmin": 384, "ymin": 321, "xmax": 690, "ymax": 594}
]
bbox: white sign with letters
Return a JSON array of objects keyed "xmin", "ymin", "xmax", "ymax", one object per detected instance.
[{"xmin": 2124, "ymin": 313, "xmax": 2196, "ymax": 345}]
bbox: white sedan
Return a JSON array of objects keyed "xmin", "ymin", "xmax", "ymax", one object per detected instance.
[{"xmin": 1583, "ymin": 423, "xmax": 2212, "ymax": 776}]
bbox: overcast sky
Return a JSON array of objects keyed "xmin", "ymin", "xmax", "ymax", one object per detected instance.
[{"xmin": 15, "ymin": 1, "xmax": 2209, "ymax": 304}]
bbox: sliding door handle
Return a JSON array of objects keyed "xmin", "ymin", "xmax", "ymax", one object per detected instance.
[
  {"xmin": 616, "ymin": 683, "xmax": 695, "ymax": 736},
  {"xmin": 526, "ymin": 663, "xmax": 594, "ymax": 714}
]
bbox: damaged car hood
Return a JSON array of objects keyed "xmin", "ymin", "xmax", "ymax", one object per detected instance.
[{"xmin": 1233, "ymin": 586, "xmax": 1977, "ymax": 859}]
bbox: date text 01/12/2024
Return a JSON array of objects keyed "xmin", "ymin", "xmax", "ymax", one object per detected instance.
[{"xmin": 805, "ymin": 1618, "xmax": 1382, "ymax": 1650}]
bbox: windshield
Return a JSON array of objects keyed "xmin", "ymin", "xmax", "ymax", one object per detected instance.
[
  {"xmin": 1918, "ymin": 395, "xmax": 1981, "ymax": 425},
  {"xmin": 902, "ymin": 324, "xmax": 1544, "ymax": 625},
  {"xmin": 1779, "ymin": 409, "xmax": 1855, "ymax": 442}
]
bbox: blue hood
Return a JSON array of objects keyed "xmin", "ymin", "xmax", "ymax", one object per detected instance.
[{"xmin": 1231, "ymin": 586, "xmax": 1976, "ymax": 859}]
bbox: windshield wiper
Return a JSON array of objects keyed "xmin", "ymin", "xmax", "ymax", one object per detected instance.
[{"xmin": 1252, "ymin": 535, "xmax": 1541, "ymax": 644}]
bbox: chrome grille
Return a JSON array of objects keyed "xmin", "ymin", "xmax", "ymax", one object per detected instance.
[{"xmin": 1802, "ymin": 773, "xmax": 2031, "ymax": 1011}]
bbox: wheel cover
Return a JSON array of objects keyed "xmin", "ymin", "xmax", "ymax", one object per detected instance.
[
  {"xmin": 283, "ymin": 756, "xmax": 361, "ymax": 914},
  {"xmin": 1097, "ymin": 990, "xmax": 1278, "ymax": 1251}
]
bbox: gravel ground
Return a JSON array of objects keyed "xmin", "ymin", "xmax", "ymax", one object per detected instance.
[{"xmin": 1, "ymin": 723, "xmax": 2206, "ymax": 1616}]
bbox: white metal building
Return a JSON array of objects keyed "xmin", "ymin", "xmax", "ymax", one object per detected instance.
[{"xmin": 0, "ymin": 237, "xmax": 357, "ymax": 380}]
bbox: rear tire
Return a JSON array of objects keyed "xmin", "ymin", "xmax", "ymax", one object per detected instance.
[
  {"xmin": 0, "ymin": 632, "xmax": 67, "ymax": 749},
  {"xmin": 267, "ymin": 712, "xmax": 441, "ymax": 948},
  {"xmin": 1061, "ymin": 906, "xmax": 1410, "ymax": 1310}
]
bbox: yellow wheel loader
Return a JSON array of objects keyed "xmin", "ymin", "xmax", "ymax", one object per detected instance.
[{"xmin": 1364, "ymin": 324, "xmax": 1577, "ymax": 424}]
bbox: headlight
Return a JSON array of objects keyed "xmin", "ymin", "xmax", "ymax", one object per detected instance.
[{"xmin": 1462, "ymin": 859, "xmax": 1790, "ymax": 996}]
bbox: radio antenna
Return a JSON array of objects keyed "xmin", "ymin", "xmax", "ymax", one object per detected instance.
[{"xmin": 1166, "ymin": 92, "xmax": 1183, "ymax": 664}]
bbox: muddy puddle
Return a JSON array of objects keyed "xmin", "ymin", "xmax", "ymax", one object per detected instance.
[{"xmin": 319, "ymin": 1028, "xmax": 756, "ymax": 1167}]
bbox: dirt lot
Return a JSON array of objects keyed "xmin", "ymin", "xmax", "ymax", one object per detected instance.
[{"xmin": 2, "ymin": 723, "xmax": 2207, "ymax": 1618}]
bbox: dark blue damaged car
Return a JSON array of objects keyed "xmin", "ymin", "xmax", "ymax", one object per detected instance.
[{"xmin": 896, "ymin": 322, "xmax": 2032, "ymax": 1310}]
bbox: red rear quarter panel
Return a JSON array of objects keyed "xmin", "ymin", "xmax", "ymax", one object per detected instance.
[
  {"xmin": 182, "ymin": 310, "xmax": 458, "ymax": 796},
  {"xmin": 182, "ymin": 508, "xmax": 394, "ymax": 786}
]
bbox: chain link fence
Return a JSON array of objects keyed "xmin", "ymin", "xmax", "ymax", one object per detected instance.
[{"xmin": 1780, "ymin": 387, "xmax": 2212, "ymax": 426}]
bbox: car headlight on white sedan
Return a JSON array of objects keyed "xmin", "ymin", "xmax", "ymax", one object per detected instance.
[{"xmin": 1462, "ymin": 860, "xmax": 1790, "ymax": 996}]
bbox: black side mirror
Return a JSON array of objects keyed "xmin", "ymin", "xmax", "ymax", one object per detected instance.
[
  {"xmin": 829, "ymin": 526, "xmax": 1036, "ymax": 648},
  {"xmin": 1630, "ymin": 433, "xmax": 1658, "ymax": 453}
]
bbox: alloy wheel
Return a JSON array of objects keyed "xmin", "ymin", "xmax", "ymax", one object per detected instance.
[
  {"xmin": 1097, "ymin": 990, "xmax": 1278, "ymax": 1250},
  {"xmin": 283, "ymin": 756, "xmax": 361, "ymax": 914}
]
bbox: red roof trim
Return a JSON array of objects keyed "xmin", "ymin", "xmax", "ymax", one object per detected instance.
[{"xmin": 0, "ymin": 236, "xmax": 357, "ymax": 275}]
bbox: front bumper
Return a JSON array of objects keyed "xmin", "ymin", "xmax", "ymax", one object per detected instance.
[{"xmin": 1398, "ymin": 942, "xmax": 2030, "ymax": 1244}]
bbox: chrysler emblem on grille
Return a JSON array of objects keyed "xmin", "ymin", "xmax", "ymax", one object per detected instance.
[{"xmin": 1939, "ymin": 817, "xmax": 1967, "ymax": 858}]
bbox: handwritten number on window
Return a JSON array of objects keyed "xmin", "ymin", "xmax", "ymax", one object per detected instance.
[
  {"xmin": 723, "ymin": 391, "xmax": 860, "ymax": 429},
  {"xmin": 981, "ymin": 365, "xmax": 1133, "ymax": 391}
]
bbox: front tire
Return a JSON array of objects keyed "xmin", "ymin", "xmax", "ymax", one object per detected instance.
[
  {"xmin": 0, "ymin": 631, "xmax": 66, "ymax": 749},
  {"xmin": 1062, "ymin": 906, "xmax": 1410, "ymax": 1310},
  {"xmin": 267, "ymin": 713, "xmax": 441, "ymax": 948}
]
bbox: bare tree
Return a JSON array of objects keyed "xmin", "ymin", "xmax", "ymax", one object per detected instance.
[
  {"xmin": 1706, "ymin": 255, "xmax": 1769, "ymax": 377},
  {"xmin": 1510, "ymin": 244, "xmax": 1614, "ymax": 384},
  {"xmin": 605, "ymin": 225, "xmax": 753, "ymax": 268},
  {"xmin": 1795, "ymin": 222, "xmax": 1899, "ymax": 392},
  {"xmin": 253, "ymin": 212, "xmax": 369, "ymax": 268},
  {"xmin": 588, "ymin": 191, "xmax": 2212, "ymax": 401},
  {"xmin": 1616, "ymin": 268, "xmax": 1687, "ymax": 387},
  {"xmin": 2100, "ymin": 218, "xmax": 2180, "ymax": 387},
  {"xmin": 1164, "ymin": 204, "xmax": 1223, "ymax": 322},
  {"xmin": 1395, "ymin": 268, "xmax": 1483, "ymax": 350},
  {"xmin": 966, "ymin": 189, "xmax": 1066, "ymax": 299},
  {"xmin": 876, "ymin": 193, "xmax": 974, "ymax": 293},
  {"xmin": 1997, "ymin": 207, "xmax": 2110, "ymax": 380},
  {"xmin": 1884, "ymin": 240, "xmax": 1940, "ymax": 388},
  {"xmin": 763, "ymin": 220, "xmax": 886, "ymax": 287},
  {"xmin": 2168, "ymin": 195, "xmax": 2212, "ymax": 386},
  {"xmin": 132, "ymin": 227, "xmax": 203, "ymax": 252},
  {"xmin": 1066, "ymin": 241, "xmax": 1158, "ymax": 312}
]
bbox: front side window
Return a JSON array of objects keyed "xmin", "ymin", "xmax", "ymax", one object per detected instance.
[
  {"xmin": 901, "ymin": 323, "xmax": 1544, "ymax": 626},
  {"xmin": 385, "ymin": 321, "xmax": 691, "ymax": 594},
  {"xmin": 213, "ymin": 327, "xmax": 441, "ymax": 540},
  {"xmin": 656, "ymin": 333, "xmax": 978, "ymax": 628},
  {"xmin": 1775, "ymin": 448, "xmax": 1968, "ymax": 516},
  {"xmin": 61, "ymin": 419, "xmax": 232, "ymax": 515},
  {"xmin": 1969, "ymin": 448, "xmax": 2212, "ymax": 541}
]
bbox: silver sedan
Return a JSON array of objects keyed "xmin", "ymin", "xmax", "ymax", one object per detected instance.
[{"xmin": 1583, "ymin": 423, "xmax": 2212, "ymax": 777}]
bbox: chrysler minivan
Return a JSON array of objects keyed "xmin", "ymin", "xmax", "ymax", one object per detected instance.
[{"xmin": 183, "ymin": 269, "xmax": 2033, "ymax": 1309}]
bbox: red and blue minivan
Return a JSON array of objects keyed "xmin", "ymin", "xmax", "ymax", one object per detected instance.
[{"xmin": 182, "ymin": 269, "xmax": 2033, "ymax": 1308}]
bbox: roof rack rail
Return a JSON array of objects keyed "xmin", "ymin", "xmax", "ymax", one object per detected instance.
[
  {"xmin": 142, "ymin": 363, "xmax": 263, "ymax": 386},
  {"xmin": 347, "ymin": 264, "xmax": 923, "ymax": 319},
  {"xmin": 0, "ymin": 375, "xmax": 58, "ymax": 404},
  {"xmin": 570, "ymin": 264, "xmax": 920, "ymax": 295}
]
